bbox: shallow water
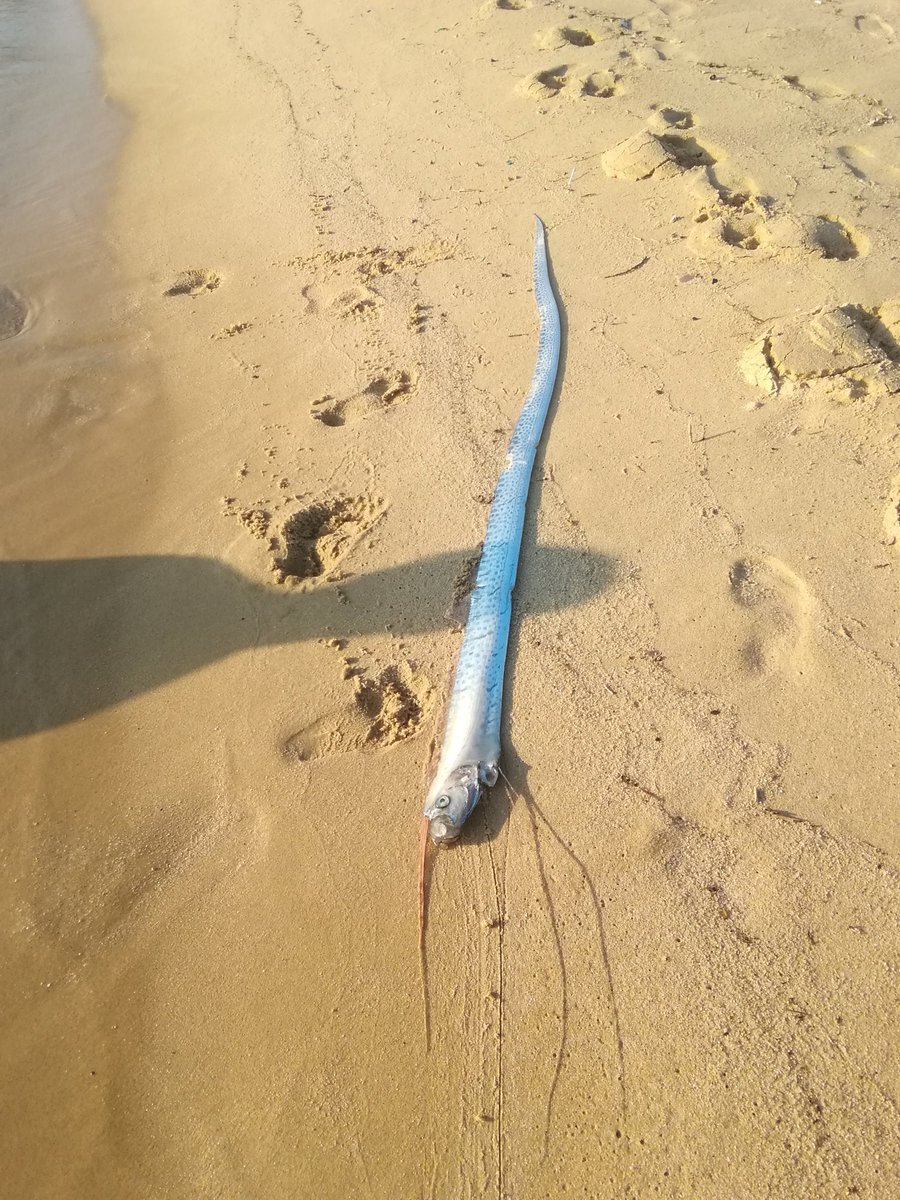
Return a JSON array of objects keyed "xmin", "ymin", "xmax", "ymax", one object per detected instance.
[
  {"xmin": 0, "ymin": 0, "xmax": 164, "ymax": 547},
  {"xmin": 0, "ymin": 0, "xmax": 121, "ymax": 284}
]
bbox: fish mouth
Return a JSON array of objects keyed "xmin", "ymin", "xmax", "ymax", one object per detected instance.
[{"xmin": 428, "ymin": 815, "xmax": 461, "ymax": 845}]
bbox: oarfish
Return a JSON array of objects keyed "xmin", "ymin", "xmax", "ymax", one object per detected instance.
[{"xmin": 421, "ymin": 215, "xmax": 561, "ymax": 864}]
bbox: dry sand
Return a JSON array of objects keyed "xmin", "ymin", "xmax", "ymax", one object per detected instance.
[{"xmin": 2, "ymin": 0, "xmax": 899, "ymax": 1196}]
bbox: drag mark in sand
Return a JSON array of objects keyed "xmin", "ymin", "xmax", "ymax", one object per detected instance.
[{"xmin": 728, "ymin": 557, "xmax": 814, "ymax": 678}]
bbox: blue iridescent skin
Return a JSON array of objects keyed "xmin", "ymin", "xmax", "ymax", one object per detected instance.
[{"xmin": 423, "ymin": 216, "xmax": 561, "ymax": 844}]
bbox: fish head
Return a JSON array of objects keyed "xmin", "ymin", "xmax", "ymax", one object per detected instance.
[{"xmin": 423, "ymin": 763, "xmax": 483, "ymax": 844}]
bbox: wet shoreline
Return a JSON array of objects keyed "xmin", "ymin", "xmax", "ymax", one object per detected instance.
[
  {"xmin": 0, "ymin": 0, "xmax": 165, "ymax": 548},
  {"xmin": 0, "ymin": 0, "xmax": 122, "ymax": 286}
]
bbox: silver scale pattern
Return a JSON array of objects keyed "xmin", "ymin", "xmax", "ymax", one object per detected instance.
[{"xmin": 426, "ymin": 216, "xmax": 561, "ymax": 795}]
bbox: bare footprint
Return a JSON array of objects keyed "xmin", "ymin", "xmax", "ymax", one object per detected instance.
[
  {"xmin": 165, "ymin": 269, "xmax": 221, "ymax": 297},
  {"xmin": 650, "ymin": 106, "xmax": 694, "ymax": 130},
  {"xmin": 728, "ymin": 557, "xmax": 813, "ymax": 677},
  {"xmin": 284, "ymin": 658, "xmax": 433, "ymax": 759},
  {"xmin": 328, "ymin": 285, "xmax": 383, "ymax": 320},
  {"xmin": 311, "ymin": 369, "xmax": 417, "ymax": 427},
  {"xmin": 271, "ymin": 493, "xmax": 384, "ymax": 584},
  {"xmin": 809, "ymin": 215, "xmax": 866, "ymax": 260}
]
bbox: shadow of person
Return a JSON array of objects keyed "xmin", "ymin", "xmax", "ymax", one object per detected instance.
[{"xmin": 0, "ymin": 544, "xmax": 616, "ymax": 740}]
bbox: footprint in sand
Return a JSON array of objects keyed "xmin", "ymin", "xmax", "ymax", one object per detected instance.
[
  {"xmin": 284, "ymin": 657, "xmax": 433, "ymax": 760},
  {"xmin": 311, "ymin": 369, "xmax": 417, "ymax": 427},
  {"xmin": 270, "ymin": 492, "xmax": 385, "ymax": 584},
  {"xmin": 690, "ymin": 183, "xmax": 866, "ymax": 261},
  {"xmin": 741, "ymin": 301, "xmax": 900, "ymax": 400},
  {"xmin": 690, "ymin": 178, "xmax": 768, "ymax": 253},
  {"xmin": 522, "ymin": 20, "xmax": 637, "ymax": 100},
  {"xmin": 521, "ymin": 63, "xmax": 622, "ymax": 101},
  {"xmin": 299, "ymin": 280, "xmax": 382, "ymax": 321},
  {"xmin": 604, "ymin": 111, "xmax": 868, "ymax": 265},
  {"xmin": 537, "ymin": 26, "xmax": 598, "ymax": 49},
  {"xmin": 728, "ymin": 557, "xmax": 813, "ymax": 678},
  {"xmin": 165, "ymin": 268, "xmax": 221, "ymax": 297},
  {"xmin": 806, "ymin": 216, "xmax": 867, "ymax": 260},
  {"xmin": 329, "ymin": 285, "xmax": 383, "ymax": 320},
  {"xmin": 0, "ymin": 285, "xmax": 30, "ymax": 339}
]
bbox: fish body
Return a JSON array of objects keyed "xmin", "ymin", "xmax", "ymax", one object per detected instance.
[{"xmin": 423, "ymin": 216, "xmax": 561, "ymax": 844}]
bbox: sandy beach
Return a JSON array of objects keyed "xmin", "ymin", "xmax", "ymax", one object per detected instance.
[{"xmin": 2, "ymin": 0, "xmax": 899, "ymax": 1196}]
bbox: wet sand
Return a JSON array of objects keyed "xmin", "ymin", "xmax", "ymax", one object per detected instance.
[{"xmin": 2, "ymin": 0, "xmax": 899, "ymax": 1197}]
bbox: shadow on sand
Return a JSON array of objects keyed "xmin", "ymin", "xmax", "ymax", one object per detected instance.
[{"xmin": 0, "ymin": 544, "xmax": 615, "ymax": 740}]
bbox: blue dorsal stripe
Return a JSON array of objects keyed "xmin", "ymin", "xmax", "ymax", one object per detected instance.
[{"xmin": 425, "ymin": 215, "xmax": 561, "ymax": 819}]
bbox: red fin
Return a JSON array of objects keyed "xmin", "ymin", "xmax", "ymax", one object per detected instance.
[
  {"xmin": 418, "ymin": 817, "xmax": 430, "ymax": 944},
  {"xmin": 418, "ymin": 816, "xmax": 432, "ymax": 1051}
]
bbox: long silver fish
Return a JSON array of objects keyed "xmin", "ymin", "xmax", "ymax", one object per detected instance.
[{"xmin": 421, "ymin": 215, "xmax": 561, "ymax": 858}]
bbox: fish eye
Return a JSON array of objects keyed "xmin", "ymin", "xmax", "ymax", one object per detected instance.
[{"xmin": 435, "ymin": 795, "xmax": 451, "ymax": 809}]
